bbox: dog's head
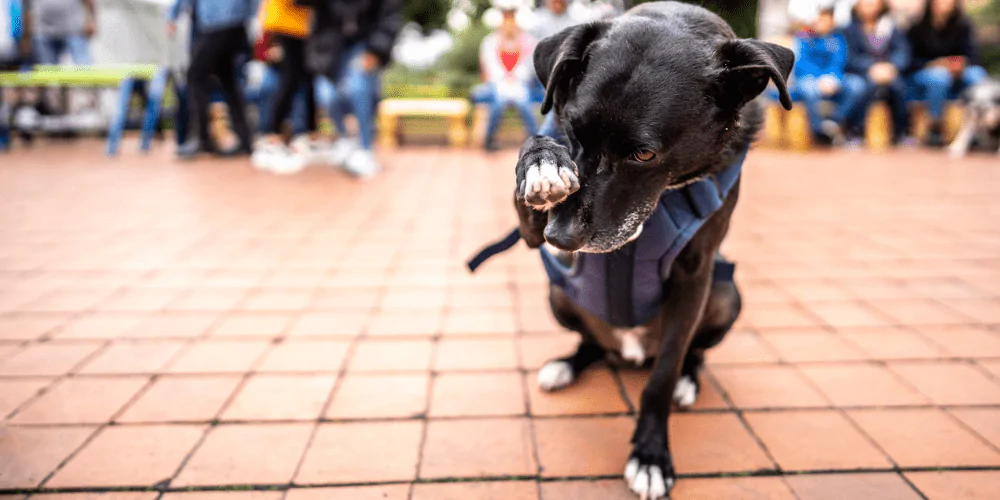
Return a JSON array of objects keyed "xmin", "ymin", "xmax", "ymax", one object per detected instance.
[
  {"xmin": 535, "ymin": 16, "xmax": 793, "ymax": 252},
  {"xmin": 962, "ymin": 79, "xmax": 1000, "ymax": 131}
]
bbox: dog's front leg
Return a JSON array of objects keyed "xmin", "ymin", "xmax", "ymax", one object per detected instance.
[
  {"xmin": 514, "ymin": 136, "xmax": 580, "ymax": 247},
  {"xmin": 948, "ymin": 120, "xmax": 976, "ymax": 159},
  {"xmin": 626, "ymin": 254, "xmax": 715, "ymax": 500}
]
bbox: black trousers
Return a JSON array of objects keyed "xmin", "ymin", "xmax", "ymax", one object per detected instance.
[
  {"xmin": 268, "ymin": 35, "xmax": 316, "ymax": 134},
  {"xmin": 187, "ymin": 25, "xmax": 252, "ymax": 151}
]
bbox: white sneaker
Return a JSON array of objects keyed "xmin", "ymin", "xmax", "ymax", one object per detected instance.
[
  {"xmin": 342, "ymin": 149, "xmax": 381, "ymax": 178},
  {"xmin": 289, "ymin": 134, "xmax": 329, "ymax": 166},
  {"xmin": 327, "ymin": 137, "xmax": 359, "ymax": 167},
  {"xmin": 251, "ymin": 139, "xmax": 282, "ymax": 172},
  {"xmin": 268, "ymin": 147, "xmax": 307, "ymax": 175}
]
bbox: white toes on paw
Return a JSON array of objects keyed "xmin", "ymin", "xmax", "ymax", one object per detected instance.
[
  {"xmin": 672, "ymin": 375, "xmax": 698, "ymax": 409},
  {"xmin": 625, "ymin": 458, "xmax": 672, "ymax": 500},
  {"xmin": 537, "ymin": 361, "xmax": 574, "ymax": 391},
  {"xmin": 523, "ymin": 161, "xmax": 578, "ymax": 208}
]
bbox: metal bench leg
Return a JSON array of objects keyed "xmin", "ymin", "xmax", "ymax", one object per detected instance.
[
  {"xmin": 140, "ymin": 69, "xmax": 170, "ymax": 153},
  {"xmin": 106, "ymin": 77, "xmax": 136, "ymax": 157}
]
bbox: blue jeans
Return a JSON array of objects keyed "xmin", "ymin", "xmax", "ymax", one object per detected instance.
[
  {"xmin": 791, "ymin": 76, "xmax": 866, "ymax": 135},
  {"xmin": 476, "ymin": 82, "xmax": 538, "ymax": 145},
  {"xmin": 907, "ymin": 65, "xmax": 988, "ymax": 120},
  {"xmin": 33, "ymin": 35, "xmax": 92, "ymax": 65},
  {"xmin": 247, "ymin": 64, "xmax": 308, "ymax": 135},
  {"xmin": 842, "ymin": 72, "xmax": 909, "ymax": 139},
  {"xmin": 316, "ymin": 43, "xmax": 380, "ymax": 150}
]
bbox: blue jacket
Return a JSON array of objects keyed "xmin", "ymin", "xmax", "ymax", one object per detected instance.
[
  {"xmin": 843, "ymin": 17, "xmax": 911, "ymax": 74},
  {"xmin": 168, "ymin": 0, "xmax": 258, "ymax": 33},
  {"xmin": 793, "ymin": 31, "xmax": 847, "ymax": 81}
]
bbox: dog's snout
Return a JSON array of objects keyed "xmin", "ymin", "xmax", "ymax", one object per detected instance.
[{"xmin": 544, "ymin": 223, "xmax": 587, "ymax": 251}]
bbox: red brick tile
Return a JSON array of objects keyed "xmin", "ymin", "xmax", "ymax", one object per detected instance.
[
  {"xmin": 539, "ymin": 480, "xmax": 634, "ymax": 500},
  {"xmin": 97, "ymin": 289, "xmax": 180, "ymax": 312},
  {"xmin": 312, "ymin": 287, "xmax": 381, "ymax": 311},
  {"xmin": 799, "ymin": 364, "xmax": 930, "ymax": 407},
  {"xmin": 442, "ymin": 308, "xmax": 517, "ymax": 335},
  {"xmin": 413, "ymin": 482, "xmax": 538, "ymax": 500},
  {"xmin": 46, "ymin": 425, "xmax": 205, "ymax": 487},
  {"xmin": 670, "ymin": 413, "xmax": 775, "ymax": 474},
  {"xmin": 117, "ymin": 375, "xmax": 242, "ymax": 423},
  {"xmin": 705, "ymin": 330, "xmax": 780, "ymax": 364},
  {"xmin": 296, "ymin": 421, "xmax": 422, "ymax": 484},
  {"xmin": 980, "ymin": 360, "xmax": 1000, "ymax": 380},
  {"xmin": 949, "ymin": 408, "xmax": 1000, "ymax": 448},
  {"xmin": 518, "ymin": 334, "xmax": 580, "ymax": 369},
  {"xmin": 435, "ymin": 337, "xmax": 519, "ymax": 371},
  {"xmin": 777, "ymin": 281, "xmax": 855, "ymax": 301},
  {"xmin": 77, "ymin": 340, "xmax": 186, "ymax": 374},
  {"xmin": 785, "ymin": 473, "xmax": 922, "ymax": 500},
  {"xmin": 210, "ymin": 313, "xmax": 293, "ymax": 338},
  {"xmin": 866, "ymin": 299, "xmax": 973, "ymax": 326},
  {"xmin": 167, "ymin": 340, "xmax": 271, "ymax": 373},
  {"xmin": 261, "ymin": 269, "xmax": 326, "ymax": 288},
  {"xmin": 52, "ymin": 313, "xmax": 146, "ymax": 339},
  {"xmin": 938, "ymin": 299, "xmax": 1000, "ymax": 323},
  {"xmin": 239, "ymin": 290, "xmax": 316, "ymax": 311},
  {"xmin": 257, "ymin": 339, "xmax": 350, "ymax": 372},
  {"xmin": 712, "ymin": 366, "xmax": 829, "ymax": 409},
  {"xmin": 379, "ymin": 287, "xmax": 446, "ymax": 310},
  {"xmin": 840, "ymin": 328, "xmax": 944, "ymax": 360},
  {"xmin": 161, "ymin": 493, "xmax": 282, "ymax": 500},
  {"xmin": 326, "ymin": 373, "xmax": 428, "ymax": 419},
  {"xmin": 671, "ymin": 477, "xmax": 797, "ymax": 500},
  {"xmin": 744, "ymin": 410, "xmax": 891, "ymax": 471},
  {"xmin": 905, "ymin": 471, "xmax": 1000, "ymax": 500},
  {"xmin": 11, "ymin": 376, "xmax": 148, "ymax": 424},
  {"xmin": 33, "ymin": 494, "xmax": 158, "ymax": 500},
  {"xmin": 759, "ymin": 330, "xmax": 869, "ymax": 362},
  {"xmin": 285, "ymin": 485, "xmax": 409, "ymax": 500},
  {"xmin": 527, "ymin": 368, "xmax": 628, "ymax": 416},
  {"xmin": 0, "ymin": 314, "xmax": 67, "ymax": 340},
  {"xmin": 21, "ymin": 289, "xmax": 115, "ymax": 313},
  {"xmin": 127, "ymin": 313, "xmax": 220, "ymax": 338},
  {"xmin": 0, "ymin": 426, "xmax": 95, "ymax": 488},
  {"xmin": 221, "ymin": 374, "xmax": 335, "ymax": 421},
  {"xmin": 620, "ymin": 369, "xmax": 729, "ymax": 410},
  {"xmin": 446, "ymin": 286, "xmax": 515, "ymax": 309},
  {"xmin": 173, "ymin": 423, "xmax": 313, "ymax": 486},
  {"xmin": 0, "ymin": 342, "xmax": 103, "ymax": 376},
  {"xmin": 915, "ymin": 325, "xmax": 1000, "ymax": 358},
  {"xmin": 287, "ymin": 311, "xmax": 370, "ymax": 337},
  {"xmin": 167, "ymin": 289, "xmax": 250, "ymax": 312},
  {"xmin": 518, "ymin": 306, "xmax": 562, "ymax": 333},
  {"xmin": 806, "ymin": 302, "xmax": 892, "ymax": 328},
  {"xmin": 741, "ymin": 303, "xmax": 820, "ymax": 329},
  {"xmin": 0, "ymin": 379, "xmax": 52, "ymax": 418},
  {"xmin": 430, "ymin": 372, "xmax": 525, "ymax": 417},
  {"xmin": 848, "ymin": 408, "xmax": 1000, "ymax": 467},
  {"xmin": 889, "ymin": 361, "xmax": 1000, "ymax": 405},
  {"xmin": 421, "ymin": 418, "xmax": 537, "ymax": 478},
  {"xmin": 534, "ymin": 417, "xmax": 633, "ymax": 477},
  {"xmin": 347, "ymin": 338, "xmax": 433, "ymax": 372},
  {"xmin": 199, "ymin": 270, "xmax": 267, "ymax": 288},
  {"xmin": 367, "ymin": 310, "xmax": 441, "ymax": 336}
]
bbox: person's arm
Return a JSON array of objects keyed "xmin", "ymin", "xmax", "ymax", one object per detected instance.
[
  {"xmin": 81, "ymin": 0, "xmax": 97, "ymax": 37},
  {"xmin": 480, "ymin": 34, "xmax": 504, "ymax": 83},
  {"xmin": 887, "ymin": 27, "xmax": 911, "ymax": 72},
  {"xmin": 792, "ymin": 37, "xmax": 819, "ymax": 79},
  {"xmin": 906, "ymin": 25, "xmax": 932, "ymax": 71},
  {"xmin": 20, "ymin": 0, "xmax": 33, "ymax": 56},
  {"xmin": 829, "ymin": 33, "xmax": 848, "ymax": 80},
  {"xmin": 365, "ymin": 0, "xmax": 402, "ymax": 67}
]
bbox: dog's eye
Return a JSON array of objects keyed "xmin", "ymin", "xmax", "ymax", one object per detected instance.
[{"xmin": 631, "ymin": 150, "xmax": 656, "ymax": 162}]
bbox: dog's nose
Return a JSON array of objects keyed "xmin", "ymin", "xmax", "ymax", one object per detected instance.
[{"xmin": 544, "ymin": 223, "xmax": 587, "ymax": 251}]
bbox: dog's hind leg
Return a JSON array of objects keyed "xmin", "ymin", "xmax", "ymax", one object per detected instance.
[{"xmin": 538, "ymin": 341, "xmax": 606, "ymax": 391}]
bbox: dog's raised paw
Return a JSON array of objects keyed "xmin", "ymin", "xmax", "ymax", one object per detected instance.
[
  {"xmin": 537, "ymin": 360, "xmax": 574, "ymax": 391},
  {"xmin": 515, "ymin": 137, "xmax": 579, "ymax": 211},
  {"xmin": 625, "ymin": 457, "xmax": 673, "ymax": 500},
  {"xmin": 672, "ymin": 375, "xmax": 699, "ymax": 410}
]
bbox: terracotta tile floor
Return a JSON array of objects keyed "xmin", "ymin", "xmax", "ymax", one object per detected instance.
[{"xmin": 1, "ymin": 141, "xmax": 1000, "ymax": 498}]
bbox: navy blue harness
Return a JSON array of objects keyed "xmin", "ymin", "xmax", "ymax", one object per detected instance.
[{"xmin": 467, "ymin": 149, "xmax": 745, "ymax": 328}]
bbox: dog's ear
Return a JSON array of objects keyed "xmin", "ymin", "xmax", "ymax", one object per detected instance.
[
  {"xmin": 535, "ymin": 22, "xmax": 608, "ymax": 114},
  {"xmin": 714, "ymin": 39, "xmax": 795, "ymax": 111}
]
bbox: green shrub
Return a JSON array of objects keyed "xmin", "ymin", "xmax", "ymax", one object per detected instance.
[{"xmin": 970, "ymin": 0, "xmax": 1000, "ymax": 75}]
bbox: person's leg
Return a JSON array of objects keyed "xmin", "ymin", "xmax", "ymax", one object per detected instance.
[
  {"xmin": 185, "ymin": 32, "xmax": 219, "ymax": 152},
  {"xmin": 887, "ymin": 78, "xmax": 910, "ymax": 142},
  {"xmin": 831, "ymin": 74, "xmax": 866, "ymax": 125},
  {"xmin": 174, "ymin": 80, "xmax": 190, "ymax": 145},
  {"xmin": 64, "ymin": 35, "xmax": 93, "ymax": 65},
  {"xmin": 339, "ymin": 47, "xmax": 379, "ymax": 150},
  {"xmin": 512, "ymin": 89, "xmax": 539, "ymax": 136},
  {"xmin": 911, "ymin": 67, "xmax": 952, "ymax": 121},
  {"xmin": 266, "ymin": 35, "xmax": 306, "ymax": 135},
  {"xmin": 254, "ymin": 64, "xmax": 281, "ymax": 135},
  {"xmin": 961, "ymin": 66, "xmax": 988, "ymax": 90},
  {"xmin": 215, "ymin": 28, "xmax": 253, "ymax": 151},
  {"xmin": 844, "ymin": 74, "xmax": 878, "ymax": 133},
  {"xmin": 32, "ymin": 36, "xmax": 61, "ymax": 65},
  {"xmin": 794, "ymin": 77, "xmax": 825, "ymax": 135},
  {"xmin": 485, "ymin": 86, "xmax": 505, "ymax": 148}
]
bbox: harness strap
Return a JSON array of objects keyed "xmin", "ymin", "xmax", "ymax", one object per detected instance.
[{"xmin": 466, "ymin": 227, "xmax": 522, "ymax": 272}]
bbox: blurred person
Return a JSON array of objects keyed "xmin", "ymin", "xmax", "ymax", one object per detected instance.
[
  {"xmin": 304, "ymin": 0, "xmax": 402, "ymax": 178},
  {"xmin": 906, "ymin": 0, "xmax": 986, "ymax": 147},
  {"xmin": 530, "ymin": 0, "xmax": 592, "ymax": 138},
  {"xmin": 479, "ymin": 1, "xmax": 538, "ymax": 152},
  {"xmin": 790, "ymin": 4, "xmax": 863, "ymax": 145},
  {"xmin": 842, "ymin": 0, "xmax": 911, "ymax": 144},
  {"xmin": 170, "ymin": 0, "xmax": 257, "ymax": 159},
  {"xmin": 25, "ymin": 0, "xmax": 94, "ymax": 64},
  {"xmin": 251, "ymin": 0, "xmax": 321, "ymax": 174}
]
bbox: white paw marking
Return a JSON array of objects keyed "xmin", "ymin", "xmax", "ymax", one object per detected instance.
[
  {"xmin": 620, "ymin": 332, "xmax": 646, "ymax": 366},
  {"xmin": 626, "ymin": 223, "xmax": 644, "ymax": 243},
  {"xmin": 673, "ymin": 375, "xmax": 698, "ymax": 409},
  {"xmin": 537, "ymin": 360, "xmax": 574, "ymax": 391},
  {"xmin": 625, "ymin": 458, "xmax": 672, "ymax": 500},
  {"xmin": 523, "ymin": 160, "xmax": 578, "ymax": 209}
]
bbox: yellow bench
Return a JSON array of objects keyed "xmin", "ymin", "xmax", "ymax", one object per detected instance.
[{"xmin": 377, "ymin": 98, "xmax": 470, "ymax": 148}]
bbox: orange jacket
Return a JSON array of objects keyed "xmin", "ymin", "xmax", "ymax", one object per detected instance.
[{"xmin": 258, "ymin": 0, "xmax": 312, "ymax": 39}]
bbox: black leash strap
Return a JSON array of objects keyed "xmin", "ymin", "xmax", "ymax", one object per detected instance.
[{"xmin": 466, "ymin": 227, "xmax": 522, "ymax": 273}]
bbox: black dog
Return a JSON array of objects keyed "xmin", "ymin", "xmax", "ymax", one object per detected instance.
[{"xmin": 511, "ymin": 2, "xmax": 793, "ymax": 498}]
